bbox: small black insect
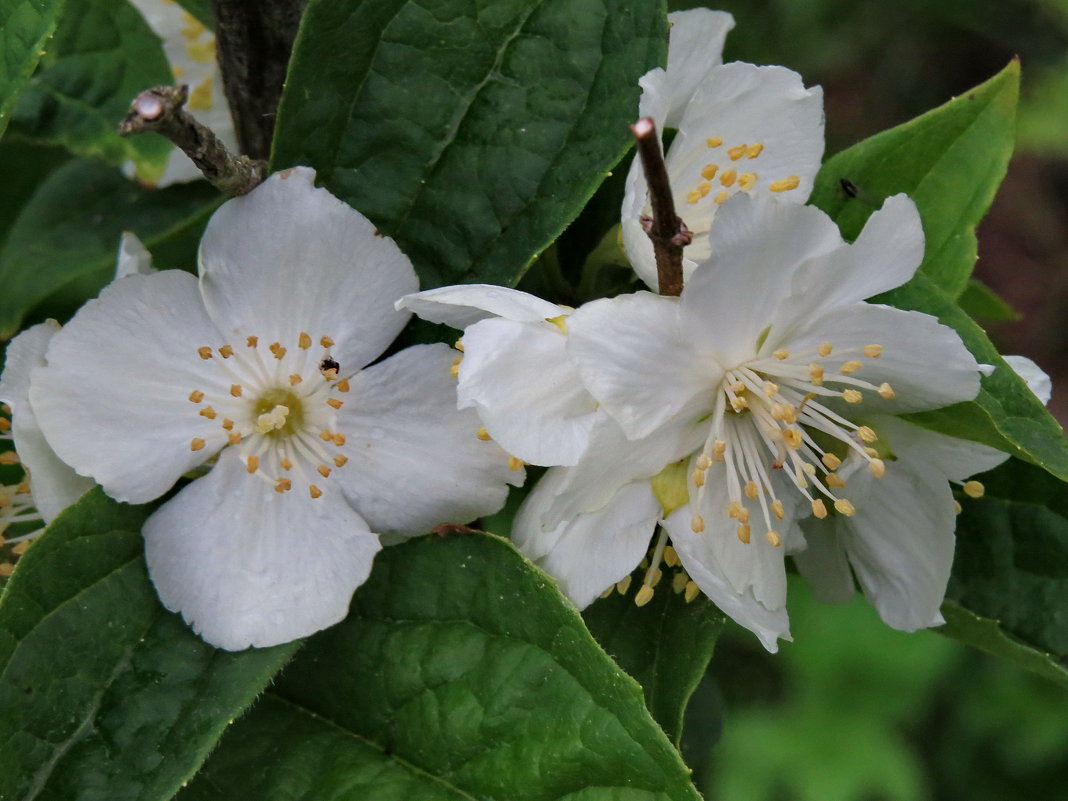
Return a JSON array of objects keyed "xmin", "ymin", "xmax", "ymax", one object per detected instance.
[
  {"xmin": 319, "ymin": 356, "xmax": 340, "ymax": 373},
  {"xmin": 840, "ymin": 177, "xmax": 859, "ymax": 198}
]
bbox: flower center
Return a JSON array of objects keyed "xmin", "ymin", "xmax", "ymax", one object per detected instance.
[
  {"xmin": 185, "ymin": 332, "xmax": 352, "ymax": 499},
  {"xmin": 680, "ymin": 136, "xmax": 800, "ymax": 221}
]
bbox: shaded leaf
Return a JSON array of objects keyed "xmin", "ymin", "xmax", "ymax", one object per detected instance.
[
  {"xmin": 0, "ymin": 0, "xmax": 63, "ymax": 138},
  {"xmin": 957, "ymin": 277, "xmax": 1019, "ymax": 322}
]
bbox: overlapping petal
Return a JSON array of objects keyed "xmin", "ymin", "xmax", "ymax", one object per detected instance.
[{"xmin": 397, "ymin": 284, "xmax": 563, "ymax": 329}]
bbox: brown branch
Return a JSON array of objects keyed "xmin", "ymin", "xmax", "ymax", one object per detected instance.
[
  {"xmin": 118, "ymin": 85, "xmax": 266, "ymax": 195},
  {"xmin": 631, "ymin": 117, "xmax": 690, "ymax": 297}
]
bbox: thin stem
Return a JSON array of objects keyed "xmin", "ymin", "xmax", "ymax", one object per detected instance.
[
  {"xmin": 117, "ymin": 85, "xmax": 266, "ymax": 195},
  {"xmin": 631, "ymin": 117, "xmax": 690, "ymax": 297}
]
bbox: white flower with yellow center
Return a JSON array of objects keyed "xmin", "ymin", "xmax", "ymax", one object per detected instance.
[
  {"xmin": 518, "ymin": 194, "xmax": 995, "ymax": 650},
  {"xmin": 622, "ymin": 9, "xmax": 825, "ymax": 290},
  {"xmin": 28, "ymin": 167, "xmax": 519, "ymax": 650}
]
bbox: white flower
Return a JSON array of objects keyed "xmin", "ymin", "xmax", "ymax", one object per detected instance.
[
  {"xmin": 521, "ymin": 194, "xmax": 993, "ymax": 650},
  {"xmin": 128, "ymin": 0, "xmax": 237, "ymax": 185},
  {"xmin": 623, "ymin": 9, "xmax": 825, "ymax": 290},
  {"xmin": 29, "ymin": 167, "xmax": 519, "ymax": 650}
]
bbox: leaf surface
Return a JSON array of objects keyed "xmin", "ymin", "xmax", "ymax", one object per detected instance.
[{"xmin": 0, "ymin": 0, "xmax": 63, "ymax": 138}]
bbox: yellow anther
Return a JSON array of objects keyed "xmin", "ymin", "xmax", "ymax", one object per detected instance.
[
  {"xmin": 320, "ymin": 429, "xmax": 333, "ymax": 441},
  {"xmin": 822, "ymin": 453, "xmax": 842, "ymax": 470},
  {"xmin": 272, "ymin": 345, "xmax": 287, "ymax": 360},
  {"xmin": 963, "ymin": 481, "xmax": 985, "ymax": 499},
  {"xmin": 842, "ymin": 389, "xmax": 863, "ymax": 404},
  {"xmin": 773, "ymin": 348, "xmax": 789, "ymax": 360},
  {"xmin": 714, "ymin": 191, "xmax": 730, "ymax": 204},
  {"xmin": 696, "ymin": 181, "xmax": 712, "ymax": 197},
  {"xmin": 857, "ymin": 426, "xmax": 877, "ymax": 443},
  {"xmin": 691, "ymin": 514, "xmax": 705, "ymax": 533},
  {"xmin": 454, "ymin": 339, "xmax": 464, "ymax": 352},
  {"xmin": 0, "ymin": 418, "xmax": 9, "ymax": 432},
  {"xmin": 663, "ymin": 546, "xmax": 679, "ymax": 568},
  {"xmin": 684, "ymin": 581, "xmax": 700, "ymax": 603},
  {"xmin": 321, "ymin": 368, "xmax": 339, "ymax": 381},
  {"xmin": 199, "ymin": 406, "xmax": 217, "ymax": 419},
  {"xmin": 317, "ymin": 464, "xmax": 332, "ymax": 478},
  {"xmin": 617, "ymin": 575, "xmax": 633, "ymax": 595},
  {"xmin": 476, "ymin": 427, "xmax": 492, "ymax": 441},
  {"xmin": 818, "ymin": 341, "xmax": 833, "ymax": 357},
  {"xmin": 686, "ymin": 190, "xmax": 702, "ymax": 204},
  {"xmin": 327, "ymin": 398, "xmax": 344, "ymax": 410},
  {"xmin": 280, "ymin": 458, "xmax": 293, "ymax": 471},
  {"xmin": 648, "ymin": 568, "xmax": 663, "ymax": 588},
  {"xmin": 334, "ymin": 454, "xmax": 349, "ymax": 467},
  {"xmin": 763, "ymin": 380, "xmax": 779, "ymax": 397},
  {"xmin": 769, "ymin": 175, "xmax": 801, "ymax": 192},
  {"xmin": 289, "ymin": 374, "xmax": 302, "ymax": 386},
  {"xmin": 766, "ymin": 530, "xmax": 782, "ymax": 547},
  {"xmin": 508, "ymin": 456, "xmax": 525, "ymax": 471},
  {"xmin": 256, "ymin": 405, "xmax": 290, "ymax": 434},
  {"xmin": 745, "ymin": 481, "xmax": 759, "ymax": 499},
  {"xmin": 731, "ymin": 395, "xmax": 749, "ymax": 411},
  {"xmin": 337, "ymin": 379, "xmax": 350, "ymax": 393},
  {"xmin": 333, "ymin": 433, "xmax": 347, "ymax": 446},
  {"xmin": 320, "ymin": 336, "xmax": 335, "ymax": 348},
  {"xmin": 227, "ymin": 432, "xmax": 242, "ymax": 445},
  {"xmin": 197, "ymin": 346, "xmax": 213, "ymax": 360},
  {"xmin": 730, "ymin": 380, "xmax": 746, "ymax": 393},
  {"xmin": 728, "ymin": 501, "xmax": 748, "ymax": 522},
  {"xmin": 864, "ymin": 446, "xmax": 878, "ymax": 458},
  {"xmin": 863, "ymin": 344, "xmax": 884, "ymax": 358},
  {"xmin": 221, "ymin": 418, "xmax": 234, "ymax": 430},
  {"xmin": 450, "ymin": 358, "xmax": 461, "ymax": 378},
  {"xmin": 692, "ymin": 468, "xmax": 706, "ymax": 487},
  {"xmin": 878, "ymin": 383, "xmax": 895, "ymax": 399},
  {"xmin": 738, "ymin": 172, "xmax": 757, "ymax": 191},
  {"xmin": 736, "ymin": 524, "xmax": 751, "ymax": 544},
  {"xmin": 696, "ymin": 454, "xmax": 712, "ymax": 470},
  {"xmin": 298, "ymin": 332, "xmax": 312, "ymax": 349},
  {"xmin": 188, "ymin": 390, "xmax": 204, "ymax": 403},
  {"xmin": 712, "ymin": 440, "xmax": 727, "ymax": 461},
  {"xmin": 246, "ymin": 336, "xmax": 258, "ymax": 347},
  {"xmin": 230, "ymin": 384, "xmax": 243, "ymax": 397},
  {"xmin": 834, "ymin": 498, "xmax": 856, "ymax": 516},
  {"xmin": 274, "ymin": 478, "xmax": 292, "ymax": 493},
  {"xmin": 784, "ymin": 429, "xmax": 803, "ymax": 449},
  {"xmin": 720, "ymin": 168, "xmax": 737, "ymax": 187},
  {"xmin": 672, "ymin": 571, "xmax": 689, "ymax": 594},
  {"xmin": 954, "ymin": 500, "xmax": 963, "ymax": 514},
  {"xmin": 309, "ymin": 485, "xmax": 323, "ymax": 499},
  {"xmin": 869, "ymin": 458, "xmax": 886, "ymax": 478},
  {"xmin": 247, "ymin": 455, "xmax": 259, "ymax": 473},
  {"xmin": 826, "ymin": 473, "xmax": 846, "ymax": 488},
  {"xmin": 808, "ymin": 364, "xmax": 825, "ymax": 385},
  {"xmin": 190, "ymin": 438, "xmax": 205, "ymax": 451},
  {"xmin": 747, "ymin": 143, "xmax": 764, "ymax": 158},
  {"xmin": 802, "ymin": 462, "xmax": 817, "ymax": 475},
  {"xmin": 634, "ymin": 585, "xmax": 655, "ymax": 607},
  {"xmin": 701, "ymin": 164, "xmax": 719, "ymax": 180},
  {"xmin": 841, "ymin": 360, "xmax": 863, "ymax": 374},
  {"xmin": 812, "ymin": 499, "xmax": 828, "ymax": 519},
  {"xmin": 727, "ymin": 144, "xmax": 748, "ymax": 161},
  {"xmin": 0, "ymin": 564, "xmax": 13, "ymax": 578},
  {"xmin": 706, "ymin": 136, "xmax": 723, "ymax": 148},
  {"xmin": 218, "ymin": 345, "xmax": 234, "ymax": 358},
  {"xmin": 600, "ymin": 585, "xmax": 615, "ymax": 599},
  {"xmin": 771, "ymin": 500, "xmax": 785, "ymax": 520}
]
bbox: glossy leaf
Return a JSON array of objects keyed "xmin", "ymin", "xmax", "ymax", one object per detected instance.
[
  {"xmin": 180, "ymin": 533, "xmax": 702, "ymax": 801},
  {"xmin": 0, "ymin": 158, "xmax": 220, "ymax": 338},
  {"xmin": 8, "ymin": 0, "xmax": 173, "ymax": 179},
  {"xmin": 272, "ymin": 0, "xmax": 666, "ymax": 288},
  {"xmin": 811, "ymin": 59, "xmax": 1018, "ymax": 300},
  {"xmin": 0, "ymin": 0, "xmax": 63, "ymax": 138},
  {"xmin": 0, "ymin": 489, "xmax": 297, "ymax": 801}
]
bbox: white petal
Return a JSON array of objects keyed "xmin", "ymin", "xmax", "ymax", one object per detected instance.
[
  {"xmin": 335, "ymin": 343, "xmax": 518, "ymax": 535},
  {"xmin": 397, "ymin": 284, "xmax": 563, "ymax": 329},
  {"xmin": 198, "ymin": 167, "xmax": 418, "ymax": 371},
  {"xmin": 663, "ymin": 507, "xmax": 791, "ymax": 652},
  {"xmin": 793, "ymin": 519, "xmax": 856, "ymax": 605},
  {"xmin": 784, "ymin": 195, "xmax": 924, "ymax": 321},
  {"xmin": 680, "ymin": 197, "xmax": 843, "ymax": 367},
  {"xmin": 567, "ymin": 292, "xmax": 713, "ymax": 439},
  {"xmin": 457, "ymin": 317, "xmax": 598, "ymax": 466},
  {"xmin": 781, "ymin": 303, "xmax": 981, "ymax": 413},
  {"xmin": 638, "ymin": 9, "xmax": 735, "ymax": 128},
  {"xmin": 115, "ymin": 232, "xmax": 156, "ymax": 278},
  {"xmin": 1004, "ymin": 354, "xmax": 1053, "ymax": 406},
  {"xmin": 143, "ymin": 450, "xmax": 381, "ymax": 650},
  {"xmin": 514, "ymin": 470, "xmax": 660, "ymax": 609},
  {"xmin": 872, "ymin": 414, "xmax": 1008, "ymax": 482},
  {"xmin": 30, "ymin": 271, "xmax": 230, "ymax": 503},
  {"xmin": 0, "ymin": 322, "xmax": 94, "ymax": 521}
]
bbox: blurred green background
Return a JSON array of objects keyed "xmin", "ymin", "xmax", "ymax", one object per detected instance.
[{"xmin": 665, "ymin": 2, "xmax": 1068, "ymax": 799}]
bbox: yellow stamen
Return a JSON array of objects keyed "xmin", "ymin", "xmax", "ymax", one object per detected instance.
[
  {"xmin": 672, "ymin": 571, "xmax": 689, "ymax": 594},
  {"xmin": 309, "ymin": 485, "xmax": 323, "ymax": 499},
  {"xmin": 247, "ymin": 455, "xmax": 259, "ymax": 473},
  {"xmin": 686, "ymin": 190, "xmax": 701, "ymax": 204},
  {"xmin": 763, "ymin": 380, "xmax": 779, "ymax": 396},
  {"xmin": 336, "ymin": 379, "xmax": 350, "ymax": 393},
  {"xmin": 826, "ymin": 472, "xmax": 847, "ymax": 488},
  {"xmin": 736, "ymin": 524, "xmax": 751, "ymax": 544},
  {"xmin": 188, "ymin": 390, "xmax": 204, "ymax": 403},
  {"xmin": 696, "ymin": 181, "xmax": 711, "ymax": 197},
  {"xmin": 298, "ymin": 332, "xmax": 312, "ymax": 349},
  {"xmin": 199, "ymin": 406, "xmax": 216, "ymax": 420},
  {"xmin": 190, "ymin": 438, "xmax": 205, "ymax": 451},
  {"xmin": 691, "ymin": 514, "xmax": 705, "ymax": 533},
  {"xmin": 863, "ymin": 344, "xmax": 884, "ymax": 358},
  {"xmin": 954, "ymin": 500, "xmax": 963, "ymax": 514},
  {"xmin": 842, "ymin": 389, "xmax": 863, "ymax": 404},
  {"xmin": 706, "ymin": 136, "xmax": 723, "ymax": 148},
  {"xmin": 692, "ymin": 468, "xmax": 706, "ymax": 487},
  {"xmin": 280, "ymin": 458, "xmax": 293, "ymax": 471},
  {"xmin": 766, "ymin": 530, "xmax": 782, "ymax": 547},
  {"xmin": 818, "ymin": 341, "xmax": 833, "ymax": 357},
  {"xmin": 784, "ymin": 429, "xmax": 803, "ymax": 449},
  {"xmin": 221, "ymin": 418, "xmax": 234, "ymax": 430},
  {"xmin": 275, "ymin": 478, "xmax": 292, "ymax": 493},
  {"xmin": 197, "ymin": 346, "xmax": 212, "ymax": 359},
  {"xmin": 809, "ymin": 364, "xmax": 825, "ymax": 385},
  {"xmin": 508, "ymin": 456, "xmax": 525, "ymax": 471},
  {"xmin": 769, "ymin": 175, "xmax": 801, "ymax": 192},
  {"xmin": 812, "ymin": 499, "xmax": 828, "ymax": 519},
  {"xmin": 738, "ymin": 172, "xmax": 757, "ymax": 191},
  {"xmin": 745, "ymin": 481, "xmax": 759, "ymax": 499},
  {"xmin": 747, "ymin": 143, "xmax": 764, "ymax": 158},
  {"xmin": 712, "ymin": 440, "xmax": 727, "ymax": 461},
  {"xmin": 684, "ymin": 581, "xmax": 700, "ymax": 603},
  {"xmin": 869, "ymin": 458, "xmax": 886, "ymax": 478},
  {"xmin": 617, "ymin": 575, "xmax": 633, "ymax": 595},
  {"xmin": 822, "ymin": 453, "xmax": 842, "ymax": 470},
  {"xmin": 963, "ymin": 481, "xmax": 985, "ymax": 499},
  {"xmin": 327, "ymin": 398, "xmax": 343, "ymax": 410},
  {"xmin": 720, "ymin": 168, "xmax": 737, "ymax": 187},
  {"xmin": 701, "ymin": 164, "xmax": 719, "ymax": 180},
  {"xmin": 320, "ymin": 336, "xmax": 335, "ymax": 348},
  {"xmin": 857, "ymin": 426, "xmax": 877, "ymax": 443},
  {"xmin": 218, "ymin": 345, "xmax": 234, "ymax": 359},
  {"xmin": 246, "ymin": 336, "xmax": 258, "ymax": 347},
  {"xmin": 714, "ymin": 191, "xmax": 730, "ymax": 204},
  {"xmin": 771, "ymin": 500, "xmax": 785, "ymax": 520},
  {"xmin": 773, "ymin": 348, "xmax": 790, "ymax": 360},
  {"xmin": 696, "ymin": 454, "xmax": 712, "ymax": 470},
  {"xmin": 663, "ymin": 546, "xmax": 679, "ymax": 567},
  {"xmin": 878, "ymin": 383, "xmax": 895, "ymax": 399},
  {"xmin": 333, "ymin": 433, "xmax": 347, "ymax": 446},
  {"xmin": 840, "ymin": 360, "xmax": 863, "ymax": 374},
  {"xmin": 634, "ymin": 585, "xmax": 655, "ymax": 607},
  {"xmin": 230, "ymin": 384, "xmax": 243, "ymax": 397},
  {"xmin": 289, "ymin": 374, "xmax": 302, "ymax": 386},
  {"xmin": 834, "ymin": 499, "xmax": 856, "ymax": 516},
  {"xmin": 334, "ymin": 454, "xmax": 349, "ymax": 467},
  {"xmin": 727, "ymin": 144, "xmax": 748, "ymax": 161},
  {"xmin": 317, "ymin": 464, "xmax": 331, "ymax": 478},
  {"xmin": 228, "ymin": 432, "xmax": 242, "ymax": 445},
  {"xmin": 476, "ymin": 427, "xmax": 492, "ymax": 441}
]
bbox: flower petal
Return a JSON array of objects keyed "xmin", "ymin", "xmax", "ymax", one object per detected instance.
[
  {"xmin": 0, "ymin": 321, "xmax": 94, "ymax": 521},
  {"xmin": 793, "ymin": 519, "xmax": 856, "ymax": 605},
  {"xmin": 514, "ymin": 470, "xmax": 660, "ymax": 609},
  {"xmin": 458, "ymin": 317, "xmax": 598, "ymax": 466},
  {"xmin": 115, "ymin": 232, "xmax": 155, "ymax": 278},
  {"xmin": 873, "ymin": 414, "xmax": 1008, "ymax": 482},
  {"xmin": 143, "ymin": 450, "xmax": 381, "ymax": 650},
  {"xmin": 1004, "ymin": 354, "xmax": 1053, "ymax": 406},
  {"xmin": 335, "ymin": 343, "xmax": 518, "ymax": 535},
  {"xmin": 782, "ymin": 303, "xmax": 982, "ymax": 413},
  {"xmin": 30, "ymin": 271, "xmax": 230, "ymax": 503},
  {"xmin": 568, "ymin": 292, "xmax": 713, "ymax": 439},
  {"xmin": 663, "ymin": 507, "xmax": 792, "ymax": 652},
  {"xmin": 198, "ymin": 167, "xmax": 418, "ymax": 371},
  {"xmin": 397, "ymin": 284, "xmax": 563, "ymax": 329}
]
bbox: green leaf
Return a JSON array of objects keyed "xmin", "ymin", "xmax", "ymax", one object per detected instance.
[
  {"xmin": 272, "ymin": 0, "xmax": 666, "ymax": 288},
  {"xmin": 0, "ymin": 488, "xmax": 297, "ymax": 801},
  {"xmin": 0, "ymin": 0, "xmax": 64, "ymax": 139},
  {"xmin": 583, "ymin": 574, "xmax": 725, "ymax": 746},
  {"xmin": 0, "ymin": 139, "xmax": 69, "ymax": 247},
  {"xmin": 940, "ymin": 458, "xmax": 1068, "ymax": 687},
  {"xmin": 8, "ymin": 0, "xmax": 173, "ymax": 179},
  {"xmin": 180, "ymin": 533, "xmax": 702, "ymax": 801},
  {"xmin": 174, "ymin": 0, "xmax": 213, "ymax": 29},
  {"xmin": 0, "ymin": 158, "xmax": 220, "ymax": 338},
  {"xmin": 810, "ymin": 59, "xmax": 1018, "ymax": 300},
  {"xmin": 957, "ymin": 277, "xmax": 1019, "ymax": 321}
]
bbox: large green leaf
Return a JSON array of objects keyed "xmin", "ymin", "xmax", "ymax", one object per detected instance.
[
  {"xmin": 0, "ymin": 158, "xmax": 220, "ymax": 339},
  {"xmin": 940, "ymin": 458, "xmax": 1068, "ymax": 687},
  {"xmin": 810, "ymin": 59, "xmax": 1018, "ymax": 300},
  {"xmin": 8, "ymin": 0, "xmax": 173, "ymax": 179},
  {"xmin": 180, "ymin": 533, "xmax": 702, "ymax": 801},
  {"xmin": 0, "ymin": 0, "xmax": 63, "ymax": 138},
  {"xmin": 272, "ymin": 0, "xmax": 665, "ymax": 288},
  {"xmin": 583, "ymin": 572, "xmax": 725, "ymax": 747},
  {"xmin": 0, "ymin": 489, "xmax": 297, "ymax": 801}
]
